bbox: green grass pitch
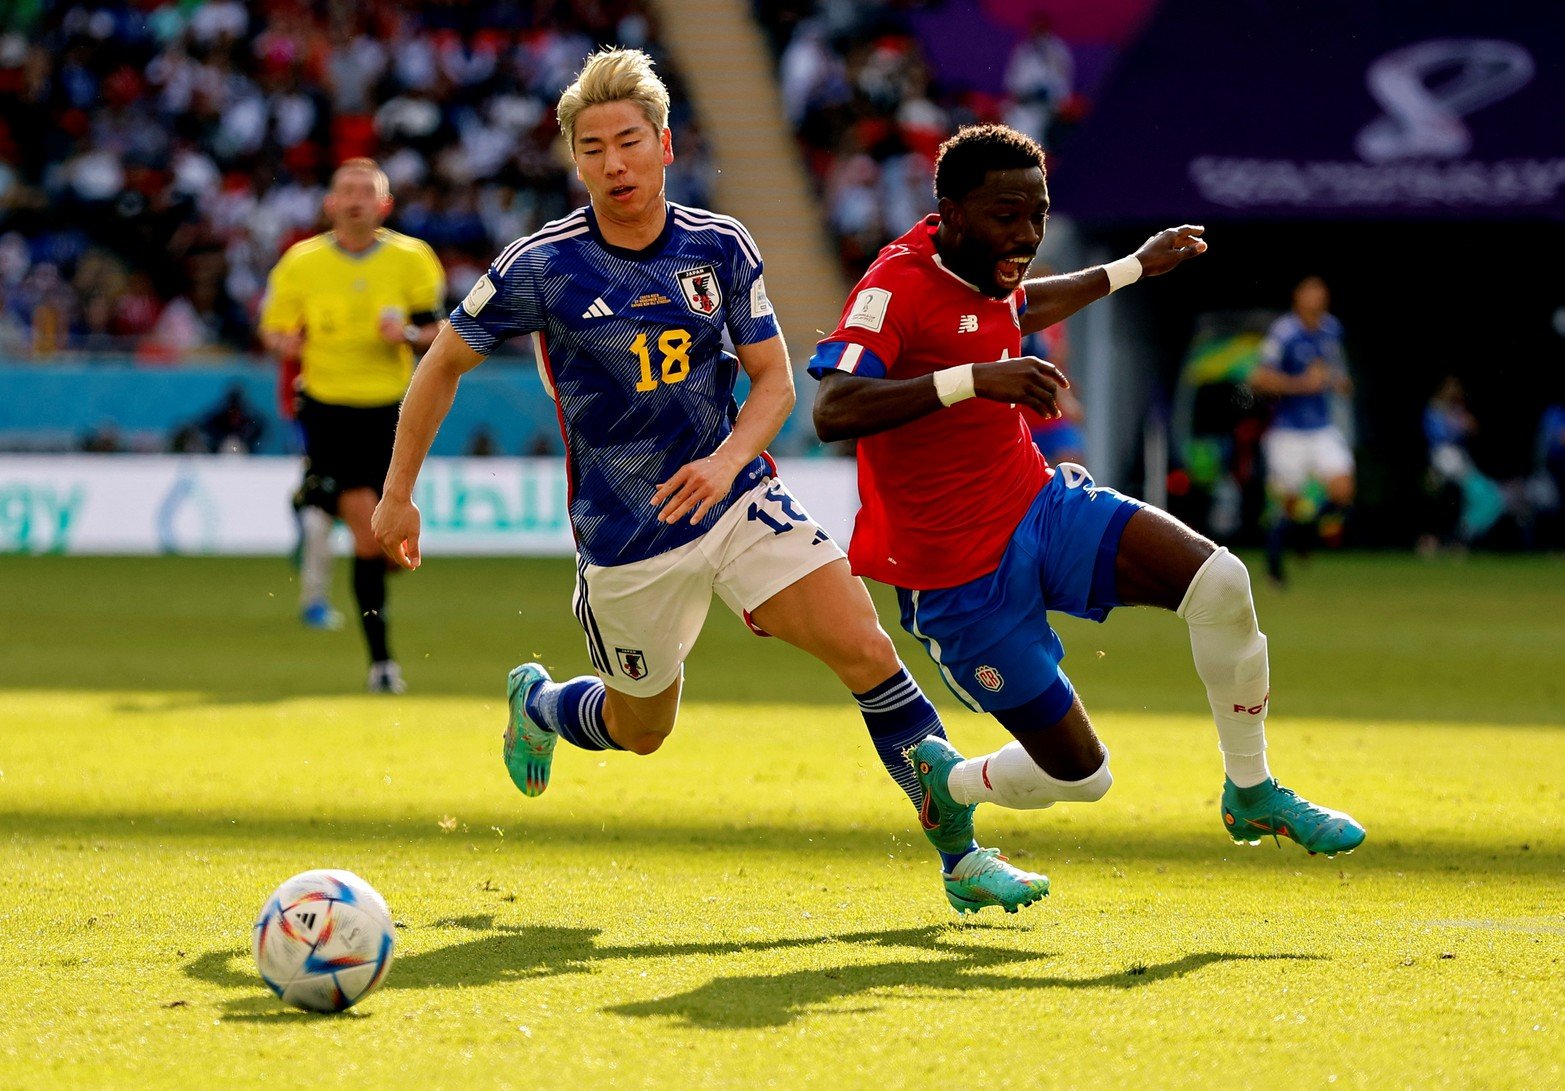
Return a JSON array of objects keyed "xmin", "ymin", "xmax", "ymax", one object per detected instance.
[{"xmin": 1, "ymin": 553, "xmax": 1561, "ymax": 1088}]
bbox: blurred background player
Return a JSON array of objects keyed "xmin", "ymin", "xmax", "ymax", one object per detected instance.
[
  {"xmin": 259, "ymin": 158, "xmax": 445, "ymax": 693},
  {"xmin": 371, "ymin": 49, "xmax": 1047, "ymax": 915},
  {"xmin": 274, "ymin": 338, "xmax": 343, "ymax": 631},
  {"xmin": 1248, "ymin": 276, "xmax": 1356, "ymax": 586},
  {"xmin": 1419, "ymin": 373, "xmax": 1505, "ymax": 553},
  {"xmin": 811, "ymin": 125, "xmax": 1364, "ymax": 870}
]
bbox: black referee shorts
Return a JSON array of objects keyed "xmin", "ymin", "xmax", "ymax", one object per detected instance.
[{"xmin": 296, "ymin": 394, "xmax": 401, "ymax": 495}]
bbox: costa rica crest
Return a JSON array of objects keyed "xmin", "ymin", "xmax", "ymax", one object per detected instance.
[
  {"xmin": 675, "ymin": 265, "xmax": 722, "ymax": 316},
  {"xmin": 975, "ymin": 664, "xmax": 1004, "ymax": 692}
]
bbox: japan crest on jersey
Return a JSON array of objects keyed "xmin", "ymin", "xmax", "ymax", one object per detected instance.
[
  {"xmin": 616, "ymin": 647, "xmax": 648, "ymax": 680},
  {"xmin": 676, "ymin": 265, "xmax": 722, "ymax": 316}
]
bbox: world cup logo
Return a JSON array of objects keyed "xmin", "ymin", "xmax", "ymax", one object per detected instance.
[{"xmin": 1355, "ymin": 39, "xmax": 1534, "ymax": 163}]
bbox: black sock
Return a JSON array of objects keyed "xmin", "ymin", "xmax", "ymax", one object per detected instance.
[{"xmin": 352, "ymin": 557, "xmax": 390, "ymax": 662}]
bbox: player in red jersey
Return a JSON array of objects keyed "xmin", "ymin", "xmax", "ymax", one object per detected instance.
[{"xmin": 809, "ymin": 125, "xmax": 1365, "ymax": 876}]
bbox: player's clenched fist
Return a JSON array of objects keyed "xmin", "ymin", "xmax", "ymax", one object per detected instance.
[
  {"xmin": 973, "ymin": 356, "xmax": 1071, "ymax": 418},
  {"xmin": 372, "ymin": 495, "xmax": 422, "ymax": 570}
]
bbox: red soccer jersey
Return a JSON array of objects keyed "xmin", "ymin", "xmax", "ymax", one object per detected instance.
[{"xmin": 811, "ymin": 215, "xmax": 1052, "ymax": 589}]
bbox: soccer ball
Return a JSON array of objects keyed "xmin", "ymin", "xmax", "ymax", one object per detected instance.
[{"xmin": 252, "ymin": 869, "xmax": 395, "ymax": 1012}]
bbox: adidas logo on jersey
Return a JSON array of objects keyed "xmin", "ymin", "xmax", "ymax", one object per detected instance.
[
  {"xmin": 581, "ymin": 298, "xmax": 613, "ymax": 319},
  {"xmin": 957, "ymin": 314, "xmax": 979, "ymax": 333}
]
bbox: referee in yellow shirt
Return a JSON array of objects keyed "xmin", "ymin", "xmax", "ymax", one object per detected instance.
[{"xmin": 259, "ymin": 158, "xmax": 445, "ymax": 693}]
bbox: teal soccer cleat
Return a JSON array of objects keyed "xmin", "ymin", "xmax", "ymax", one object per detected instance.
[
  {"xmin": 943, "ymin": 848, "xmax": 1050, "ymax": 914},
  {"xmin": 908, "ymin": 737, "xmax": 1050, "ymax": 913},
  {"xmin": 906, "ymin": 736, "xmax": 977, "ymax": 855},
  {"xmin": 504, "ymin": 663, "xmax": 556, "ymax": 797},
  {"xmin": 1221, "ymin": 778, "xmax": 1366, "ymax": 857}
]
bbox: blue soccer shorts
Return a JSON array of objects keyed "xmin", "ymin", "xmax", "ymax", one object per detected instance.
[{"xmin": 895, "ymin": 464, "xmax": 1144, "ymax": 721}]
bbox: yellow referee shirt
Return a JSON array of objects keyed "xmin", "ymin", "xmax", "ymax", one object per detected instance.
[{"xmin": 260, "ymin": 229, "xmax": 445, "ymax": 407}]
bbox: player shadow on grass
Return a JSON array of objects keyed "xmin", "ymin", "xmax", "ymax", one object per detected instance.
[
  {"xmin": 185, "ymin": 914, "xmax": 1314, "ymax": 1025},
  {"xmin": 186, "ymin": 915, "xmax": 963, "ymax": 1016},
  {"xmin": 611, "ymin": 949, "xmax": 1310, "ymax": 1029}
]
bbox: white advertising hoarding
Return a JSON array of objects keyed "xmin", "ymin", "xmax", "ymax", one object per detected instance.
[{"xmin": 0, "ymin": 455, "xmax": 859, "ymax": 556}]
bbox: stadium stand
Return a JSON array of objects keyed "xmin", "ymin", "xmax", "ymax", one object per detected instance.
[
  {"xmin": 757, "ymin": 0, "xmax": 1154, "ymax": 276},
  {"xmin": 0, "ymin": 0, "xmax": 710, "ymax": 359}
]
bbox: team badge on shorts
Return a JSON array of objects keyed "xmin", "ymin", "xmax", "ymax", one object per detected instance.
[
  {"xmin": 975, "ymin": 665, "xmax": 1005, "ymax": 692},
  {"xmin": 616, "ymin": 647, "xmax": 649, "ymax": 681},
  {"xmin": 675, "ymin": 265, "xmax": 722, "ymax": 316}
]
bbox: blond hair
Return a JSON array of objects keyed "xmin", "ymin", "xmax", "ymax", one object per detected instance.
[
  {"xmin": 556, "ymin": 48, "xmax": 670, "ymax": 149},
  {"xmin": 332, "ymin": 157, "xmax": 390, "ymax": 199}
]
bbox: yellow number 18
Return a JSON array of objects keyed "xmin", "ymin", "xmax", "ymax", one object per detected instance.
[{"xmin": 632, "ymin": 329, "xmax": 693, "ymax": 392}]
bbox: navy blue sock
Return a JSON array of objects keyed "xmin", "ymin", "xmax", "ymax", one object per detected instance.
[
  {"xmin": 524, "ymin": 676, "xmax": 622, "ymax": 751},
  {"xmin": 855, "ymin": 667, "xmax": 977, "ymax": 872}
]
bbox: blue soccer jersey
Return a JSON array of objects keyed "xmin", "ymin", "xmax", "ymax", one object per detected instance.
[
  {"xmin": 448, "ymin": 203, "xmax": 782, "ymax": 566},
  {"xmin": 1259, "ymin": 313, "xmax": 1346, "ymax": 431}
]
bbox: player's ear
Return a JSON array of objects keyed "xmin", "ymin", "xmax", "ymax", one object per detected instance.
[
  {"xmin": 937, "ymin": 195, "xmax": 963, "ymax": 232},
  {"xmin": 661, "ymin": 127, "xmax": 674, "ymax": 166}
]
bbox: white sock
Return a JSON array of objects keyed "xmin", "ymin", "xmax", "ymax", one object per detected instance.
[
  {"xmin": 947, "ymin": 742, "xmax": 1112, "ymax": 809},
  {"xmin": 1178, "ymin": 547, "xmax": 1273, "ymax": 788},
  {"xmin": 299, "ymin": 506, "xmax": 334, "ymax": 606}
]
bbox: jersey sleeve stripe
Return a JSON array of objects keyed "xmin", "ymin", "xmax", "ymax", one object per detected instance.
[
  {"xmin": 493, "ymin": 210, "xmax": 589, "ymax": 274},
  {"xmin": 497, "ymin": 225, "xmax": 591, "ymax": 276},
  {"xmin": 806, "ymin": 341, "xmax": 888, "ymax": 380},
  {"xmin": 671, "ymin": 211, "xmax": 761, "ymax": 267},
  {"xmin": 671, "ymin": 214, "xmax": 761, "ymax": 268},
  {"xmin": 670, "ymin": 204, "xmax": 762, "ymax": 257}
]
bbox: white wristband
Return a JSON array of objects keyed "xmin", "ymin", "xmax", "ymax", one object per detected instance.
[
  {"xmin": 932, "ymin": 363, "xmax": 976, "ymax": 406},
  {"xmin": 1104, "ymin": 255, "xmax": 1143, "ymax": 293}
]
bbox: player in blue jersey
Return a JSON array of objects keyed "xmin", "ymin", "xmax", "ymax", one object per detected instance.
[
  {"xmin": 1249, "ymin": 277, "xmax": 1356, "ymax": 586},
  {"xmin": 370, "ymin": 48, "xmax": 1047, "ymax": 914}
]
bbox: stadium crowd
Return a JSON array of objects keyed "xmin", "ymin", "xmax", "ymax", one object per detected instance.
[
  {"xmin": 759, "ymin": 0, "xmax": 1083, "ymax": 275},
  {"xmin": 0, "ymin": 0, "xmax": 711, "ymax": 358}
]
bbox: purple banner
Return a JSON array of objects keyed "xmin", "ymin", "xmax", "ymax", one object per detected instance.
[{"xmin": 1050, "ymin": 0, "xmax": 1565, "ymax": 221}]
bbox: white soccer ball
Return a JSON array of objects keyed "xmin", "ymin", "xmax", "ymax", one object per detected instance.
[{"xmin": 251, "ymin": 869, "xmax": 395, "ymax": 1012}]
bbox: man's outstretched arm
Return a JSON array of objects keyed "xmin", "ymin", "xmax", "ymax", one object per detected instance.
[{"xmin": 1019, "ymin": 224, "xmax": 1208, "ymax": 335}]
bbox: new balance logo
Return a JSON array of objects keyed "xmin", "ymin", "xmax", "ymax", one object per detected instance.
[
  {"xmin": 581, "ymin": 298, "xmax": 613, "ymax": 319},
  {"xmin": 957, "ymin": 314, "xmax": 979, "ymax": 333}
]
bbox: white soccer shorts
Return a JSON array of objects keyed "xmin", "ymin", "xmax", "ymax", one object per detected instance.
[
  {"xmin": 1262, "ymin": 426, "xmax": 1355, "ymax": 493},
  {"xmin": 570, "ymin": 476, "xmax": 845, "ymax": 697}
]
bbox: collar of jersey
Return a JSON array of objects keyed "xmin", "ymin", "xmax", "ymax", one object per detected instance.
[
  {"xmin": 585, "ymin": 203, "xmax": 674, "ymax": 261},
  {"xmin": 915, "ymin": 215, "xmax": 992, "ymax": 297},
  {"xmin": 931, "ymin": 252, "xmax": 989, "ymax": 296},
  {"xmin": 328, "ymin": 229, "xmax": 387, "ymax": 260}
]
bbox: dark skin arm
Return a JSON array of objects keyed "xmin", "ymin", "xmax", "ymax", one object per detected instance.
[
  {"xmin": 814, "ymin": 356, "xmax": 1070, "ymax": 442},
  {"xmin": 814, "ymin": 224, "xmax": 1208, "ymax": 443},
  {"xmin": 1019, "ymin": 224, "xmax": 1208, "ymax": 334}
]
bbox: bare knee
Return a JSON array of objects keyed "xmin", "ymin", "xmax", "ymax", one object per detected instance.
[
  {"xmin": 604, "ymin": 704, "xmax": 676, "ymax": 755},
  {"xmin": 828, "ymin": 625, "xmax": 902, "ymax": 693},
  {"xmin": 619, "ymin": 730, "xmax": 670, "ymax": 756}
]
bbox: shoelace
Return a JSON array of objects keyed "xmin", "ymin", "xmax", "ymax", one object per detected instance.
[{"xmin": 962, "ymin": 847, "xmax": 1022, "ymax": 878}]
